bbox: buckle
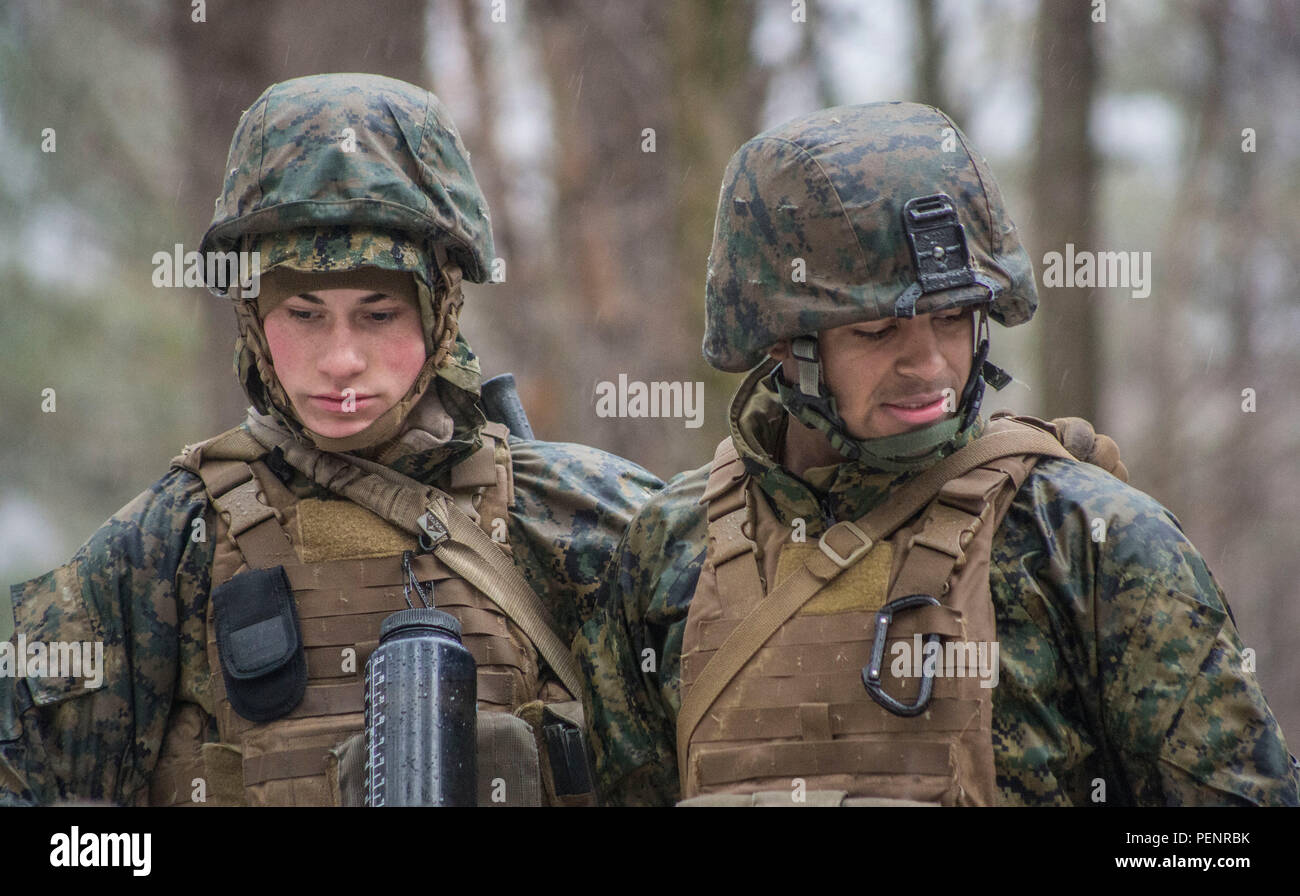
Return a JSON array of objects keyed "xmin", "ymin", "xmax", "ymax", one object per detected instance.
[
  {"xmin": 817, "ymin": 521, "xmax": 873, "ymax": 569},
  {"xmin": 902, "ymin": 193, "xmax": 976, "ymax": 294},
  {"xmin": 791, "ymin": 336, "xmax": 818, "ymax": 363},
  {"xmin": 765, "ymin": 367, "xmax": 844, "ymax": 439},
  {"xmin": 981, "ymin": 359, "xmax": 1012, "ymax": 391},
  {"xmin": 218, "ymin": 477, "xmax": 279, "ymax": 537},
  {"xmin": 862, "ymin": 594, "xmax": 942, "ymax": 717},
  {"xmin": 790, "ymin": 336, "xmax": 821, "ymax": 396},
  {"xmin": 417, "ymin": 503, "xmax": 450, "ymax": 552}
]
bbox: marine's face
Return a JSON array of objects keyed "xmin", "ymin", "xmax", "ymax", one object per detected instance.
[
  {"xmin": 262, "ymin": 287, "xmax": 426, "ymax": 439},
  {"xmin": 779, "ymin": 307, "xmax": 975, "ymax": 440}
]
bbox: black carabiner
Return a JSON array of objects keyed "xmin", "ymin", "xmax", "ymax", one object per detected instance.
[
  {"xmin": 862, "ymin": 594, "xmax": 942, "ymax": 717},
  {"xmin": 401, "ymin": 550, "xmax": 434, "ymax": 609}
]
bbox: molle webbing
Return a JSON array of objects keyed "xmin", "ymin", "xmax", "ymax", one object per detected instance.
[
  {"xmin": 155, "ymin": 427, "xmax": 542, "ymax": 806},
  {"xmin": 678, "ymin": 419, "xmax": 1071, "ymax": 804},
  {"xmin": 239, "ymin": 418, "xmax": 581, "ymax": 698},
  {"xmin": 203, "ymin": 549, "xmax": 536, "ymax": 802},
  {"xmin": 201, "ymin": 456, "xmax": 297, "ymax": 570}
]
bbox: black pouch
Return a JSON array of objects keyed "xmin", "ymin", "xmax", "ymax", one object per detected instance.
[
  {"xmin": 211, "ymin": 566, "xmax": 306, "ymax": 723},
  {"xmin": 542, "ymin": 709, "xmax": 594, "ymax": 798}
]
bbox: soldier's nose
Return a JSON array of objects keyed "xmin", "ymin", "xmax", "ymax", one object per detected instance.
[
  {"xmin": 318, "ymin": 327, "xmax": 367, "ymax": 381},
  {"xmin": 894, "ymin": 321, "xmax": 946, "ymax": 380}
]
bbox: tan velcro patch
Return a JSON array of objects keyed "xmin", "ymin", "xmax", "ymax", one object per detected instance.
[
  {"xmin": 773, "ymin": 541, "xmax": 894, "ymax": 615},
  {"xmin": 296, "ymin": 498, "xmax": 415, "ymax": 563}
]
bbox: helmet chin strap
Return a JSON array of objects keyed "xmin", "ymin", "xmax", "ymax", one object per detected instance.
[
  {"xmin": 958, "ymin": 307, "xmax": 1012, "ymax": 430},
  {"xmin": 772, "ymin": 307, "xmax": 1013, "ymax": 472}
]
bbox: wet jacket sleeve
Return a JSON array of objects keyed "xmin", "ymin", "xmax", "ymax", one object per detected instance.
[
  {"xmin": 1002, "ymin": 459, "xmax": 1299, "ymax": 806},
  {"xmin": 502, "ymin": 439, "xmax": 663, "ymax": 648},
  {"xmin": 1, "ymin": 469, "xmax": 212, "ymax": 806},
  {"xmin": 575, "ymin": 467, "xmax": 709, "ymax": 806}
]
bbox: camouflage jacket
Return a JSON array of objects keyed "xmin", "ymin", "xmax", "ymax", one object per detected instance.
[
  {"xmin": 576, "ymin": 366, "xmax": 1299, "ymax": 806},
  {"xmin": 2, "ymin": 401, "xmax": 661, "ymax": 806}
]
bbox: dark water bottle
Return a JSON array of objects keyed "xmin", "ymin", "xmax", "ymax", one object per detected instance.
[{"xmin": 364, "ymin": 608, "xmax": 477, "ymax": 806}]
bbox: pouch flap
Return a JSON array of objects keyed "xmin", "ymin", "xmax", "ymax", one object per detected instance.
[
  {"xmin": 213, "ymin": 566, "xmax": 300, "ymax": 679},
  {"xmin": 212, "ymin": 566, "xmax": 307, "ymax": 722}
]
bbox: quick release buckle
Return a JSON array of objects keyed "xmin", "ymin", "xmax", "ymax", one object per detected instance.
[
  {"xmin": 902, "ymin": 193, "xmax": 976, "ymax": 295},
  {"xmin": 862, "ymin": 594, "xmax": 942, "ymax": 717}
]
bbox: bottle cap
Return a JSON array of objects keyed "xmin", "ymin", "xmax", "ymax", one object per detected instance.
[{"xmin": 379, "ymin": 607, "xmax": 463, "ymax": 641}]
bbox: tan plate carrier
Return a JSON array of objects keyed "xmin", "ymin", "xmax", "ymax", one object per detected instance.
[
  {"xmin": 150, "ymin": 422, "xmax": 584, "ymax": 806},
  {"xmin": 677, "ymin": 416, "xmax": 1076, "ymax": 806}
]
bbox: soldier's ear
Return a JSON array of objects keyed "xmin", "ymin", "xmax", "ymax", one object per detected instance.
[{"xmin": 768, "ymin": 340, "xmax": 791, "ymax": 362}]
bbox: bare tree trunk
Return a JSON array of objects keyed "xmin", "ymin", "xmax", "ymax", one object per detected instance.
[
  {"xmin": 662, "ymin": 0, "xmax": 768, "ymax": 471},
  {"xmin": 913, "ymin": 0, "xmax": 956, "ymax": 119},
  {"xmin": 1032, "ymin": 0, "xmax": 1100, "ymax": 422},
  {"xmin": 1139, "ymin": 0, "xmax": 1228, "ymax": 507},
  {"xmin": 667, "ymin": 0, "xmax": 768, "ymax": 331},
  {"xmin": 454, "ymin": 0, "xmax": 519, "ymax": 264},
  {"xmin": 448, "ymin": 0, "xmax": 766, "ymax": 476},
  {"xmin": 523, "ymin": 0, "xmax": 703, "ymax": 473}
]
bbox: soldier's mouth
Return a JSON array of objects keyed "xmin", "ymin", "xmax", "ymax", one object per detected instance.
[
  {"xmin": 309, "ymin": 393, "xmax": 377, "ymax": 413},
  {"xmin": 880, "ymin": 395, "xmax": 947, "ymax": 425}
]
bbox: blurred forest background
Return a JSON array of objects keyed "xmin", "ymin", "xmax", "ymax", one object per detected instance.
[{"xmin": 2, "ymin": 0, "xmax": 1298, "ymax": 746}]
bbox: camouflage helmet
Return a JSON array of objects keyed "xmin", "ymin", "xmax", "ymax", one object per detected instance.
[
  {"xmin": 703, "ymin": 101, "xmax": 1035, "ymax": 373},
  {"xmin": 200, "ymin": 72, "xmax": 494, "ymax": 283},
  {"xmin": 198, "ymin": 74, "xmax": 493, "ymax": 453}
]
